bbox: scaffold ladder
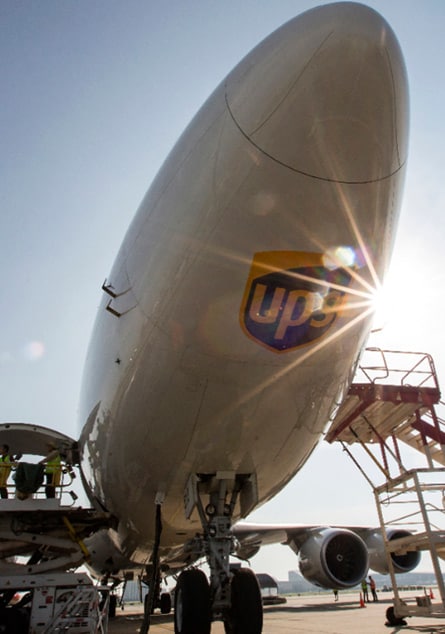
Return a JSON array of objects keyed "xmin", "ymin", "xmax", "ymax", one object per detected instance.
[{"xmin": 327, "ymin": 348, "xmax": 445, "ymax": 623}]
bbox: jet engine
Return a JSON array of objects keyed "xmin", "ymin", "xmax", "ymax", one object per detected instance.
[
  {"xmin": 296, "ymin": 528, "xmax": 369, "ymax": 588},
  {"xmin": 364, "ymin": 529, "xmax": 421, "ymax": 574},
  {"xmin": 83, "ymin": 529, "xmax": 136, "ymax": 579}
]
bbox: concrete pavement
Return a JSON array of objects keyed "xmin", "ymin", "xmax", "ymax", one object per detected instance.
[{"xmin": 108, "ymin": 590, "xmax": 445, "ymax": 633}]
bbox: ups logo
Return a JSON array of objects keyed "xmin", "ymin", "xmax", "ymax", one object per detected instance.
[{"xmin": 240, "ymin": 251, "xmax": 351, "ymax": 352}]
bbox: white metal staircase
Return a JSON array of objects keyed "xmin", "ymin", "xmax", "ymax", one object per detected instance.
[
  {"xmin": 326, "ymin": 348, "xmax": 444, "ymax": 468},
  {"xmin": 327, "ymin": 348, "xmax": 445, "ymax": 624}
]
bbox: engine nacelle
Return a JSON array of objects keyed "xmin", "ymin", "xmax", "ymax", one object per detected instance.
[
  {"xmin": 296, "ymin": 528, "xmax": 369, "ymax": 589},
  {"xmin": 235, "ymin": 544, "xmax": 261, "ymax": 561},
  {"xmin": 364, "ymin": 529, "xmax": 421, "ymax": 574},
  {"xmin": 84, "ymin": 529, "xmax": 136, "ymax": 579}
]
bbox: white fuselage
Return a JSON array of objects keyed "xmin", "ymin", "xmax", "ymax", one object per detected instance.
[{"xmin": 78, "ymin": 2, "xmax": 408, "ymax": 565}]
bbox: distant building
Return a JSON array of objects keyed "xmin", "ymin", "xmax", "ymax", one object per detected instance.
[
  {"xmin": 277, "ymin": 571, "xmax": 439, "ymax": 595},
  {"xmin": 280, "ymin": 571, "xmax": 320, "ymax": 594}
]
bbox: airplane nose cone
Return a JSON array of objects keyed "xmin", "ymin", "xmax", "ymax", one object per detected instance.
[{"xmin": 225, "ymin": 2, "xmax": 408, "ymax": 183}]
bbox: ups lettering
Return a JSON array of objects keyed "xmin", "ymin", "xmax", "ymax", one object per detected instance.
[{"xmin": 243, "ymin": 266, "xmax": 350, "ymax": 351}]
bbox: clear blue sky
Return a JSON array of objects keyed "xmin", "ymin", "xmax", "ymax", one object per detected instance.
[{"xmin": 1, "ymin": 1, "xmax": 445, "ymax": 579}]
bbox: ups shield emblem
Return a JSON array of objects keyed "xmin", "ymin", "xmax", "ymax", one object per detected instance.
[{"xmin": 240, "ymin": 251, "xmax": 352, "ymax": 352}]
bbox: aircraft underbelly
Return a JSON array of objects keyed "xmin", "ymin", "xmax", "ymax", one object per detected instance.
[
  {"xmin": 81, "ymin": 329, "xmax": 356, "ymax": 555},
  {"xmin": 78, "ymin": 2, "xmax": 408, "ymax": 559}
]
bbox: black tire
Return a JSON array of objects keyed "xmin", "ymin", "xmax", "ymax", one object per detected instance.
[
  {"xmin": 109, "ymin": 594, "xmax": 117, "ymax": 618},
  {"xmin": 385, "ymin": 606, "xmax": 407, "ymax": 626},
  {"xmin": 224, "ymin": 568, "xmax": 263, "ymax": 634},
  {"xmin": 160, "ymin": 591, "xmax": 172, "ymax": 614},
  {"xmin": 174, "ymin": 569, "xmax": 211, "ymax": 634},
  {"xmin": 0, "ymin": 608, "xmax": 30, "ymax": 634}
]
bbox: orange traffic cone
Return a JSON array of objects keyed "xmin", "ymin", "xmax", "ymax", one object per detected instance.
[
  {"xmin": 430, "ymin": 588, "xmax": 435, "ymax": 600},
  {"xmin": 359, "ymin": 592, "xmax": 366, "ymax": 608}
]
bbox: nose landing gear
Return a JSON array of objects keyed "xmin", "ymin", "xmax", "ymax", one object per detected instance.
[{"xmin": 173, "ymin": 472, "xmax": 262, "ymax": 634}]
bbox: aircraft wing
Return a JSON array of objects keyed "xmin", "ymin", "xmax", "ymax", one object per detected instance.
[{"xmin": 233, "ymin": 522, "xmax": 421, "ymax": 588}]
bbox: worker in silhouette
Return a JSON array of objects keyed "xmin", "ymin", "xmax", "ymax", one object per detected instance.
[
  {"xmin": 40, "ymin": 442, "xmax": 62, "ymax": 498},
  {"xmin": 0, "ymin": 444, "xmax": 11, "ymax": 498},
  {"xmin": 361, "ymin": 578, "xmax": 369, "ymax": 602},
  {"xmin": 369, "ymin": 575, "xmax": 378, "ymax": 601}
]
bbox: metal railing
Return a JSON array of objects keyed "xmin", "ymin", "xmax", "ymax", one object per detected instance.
[
  {"xmin": 2, "ymin": 462, "xmax": 80, "ymax": 506},
  {"xmin": 354, "ymin": 348, "xmax": 440, "ymax": 392}
]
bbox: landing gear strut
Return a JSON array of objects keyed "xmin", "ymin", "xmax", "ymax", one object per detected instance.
[
  {"xmin": 174, "ymin": 472, "xmax": 262, "ymax": 634},
  {"xmin": 140, "ymin": 499, "xmax": 163, "ymax": 634}
]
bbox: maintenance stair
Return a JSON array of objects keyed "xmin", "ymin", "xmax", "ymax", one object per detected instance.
[
  {"xmin": 327, "ymin": 348, "xmax": 445, "ymax": 624},
  {"xmin": 326, "ymin": 348, "xmax": 444, "ymax": 468}
]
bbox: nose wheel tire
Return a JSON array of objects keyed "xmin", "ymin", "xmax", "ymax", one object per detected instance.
[
  {"xmin": 224, "ymin": 568, "xmax": 263, "ymax": 634},
  {"xmin": 174, "ymin": 569, "xmax": 211, "ymax": 634}
]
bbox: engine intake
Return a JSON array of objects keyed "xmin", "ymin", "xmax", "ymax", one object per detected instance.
[
  {"xmin": 296, "ymin": 528, "xmax": 369, "ymax": 589},
  {"xmin": 364, "ymin": 529, "xmax": 421, "ymax": 574}
]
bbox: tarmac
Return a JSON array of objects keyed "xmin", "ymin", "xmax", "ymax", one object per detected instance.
[{"xmin": 108, "ymin": 590, "xmax": 445, "ymax": 633}]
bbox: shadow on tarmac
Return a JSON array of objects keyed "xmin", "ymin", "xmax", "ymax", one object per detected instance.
[
  {"xmin": 264, "ymin": 598, "xmax": 384, "ymax": 613},
  {"xmin": 387, "ymin": 625, "xmax": 445, "ymax": 634}
]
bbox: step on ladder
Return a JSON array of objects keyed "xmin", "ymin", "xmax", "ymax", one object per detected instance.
[{"xmin": 327, "ymin": 348, "xmax": 445, "ymax": 623}]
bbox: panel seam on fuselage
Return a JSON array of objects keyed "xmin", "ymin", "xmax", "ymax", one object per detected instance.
[{"xmin": 223, "ymin": 91, "xmax": 407, "ymax": 186}]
